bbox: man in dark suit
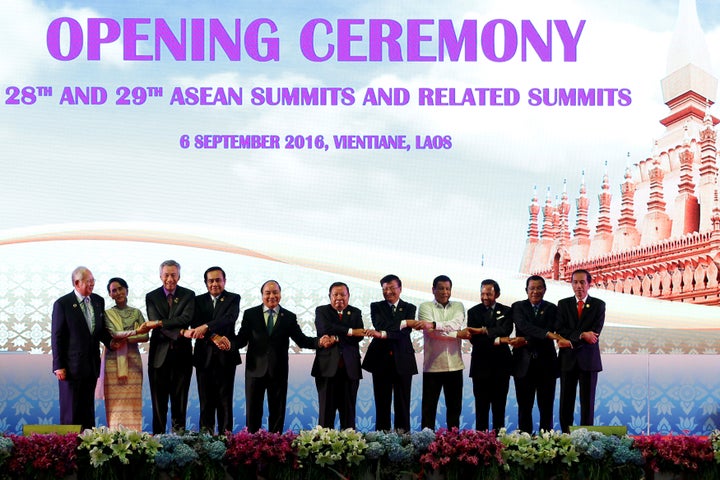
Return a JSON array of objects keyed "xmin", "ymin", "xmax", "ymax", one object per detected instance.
[
  {"xmin": 51, "ymin": 266, "xmax": 113, "ymax": 430},
  {"xmin": 146, "ymin": 259, "xmax": 196, "ymax": 434},
  {"xmin": 187, "ymin": 266, "xmax": 240, "ymax": 433},
  {"xmin": 511, "ymin": 275, "xmax": 567, "ymax": 433},
  {"xmin": 311, "ymin": 281, "xmax": 365, "ymax": 429},
  {"xmin": 459, "ymin": 279, "xmax": 513, "ymax": 431},
  {"xmin": 237, "ymin": 280, "xmax": 333, "ymax": 432},
  {"xmin": 363, "ymin": 274, "xmax": 420, "ymax": 432},
  {"xmin": 556, "ymin": 269, "xmax": 605, "ymax": 433}
]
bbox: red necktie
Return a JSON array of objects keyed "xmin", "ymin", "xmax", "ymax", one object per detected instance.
[{"xmin": 577, "ymin": 300, "xmax": 584, "ymax": 318}]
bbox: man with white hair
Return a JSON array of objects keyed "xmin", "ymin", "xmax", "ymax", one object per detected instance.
[{"xmin": 51, "ymin": 266, "xmax": 113, "ymax": 430}]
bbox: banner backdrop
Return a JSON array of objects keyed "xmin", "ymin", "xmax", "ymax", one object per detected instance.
[{"xmin": 1, "ymin": 0, "xmax": 719, "ymax": 434}]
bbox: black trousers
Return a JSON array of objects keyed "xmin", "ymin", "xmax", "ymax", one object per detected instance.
[
  {"xmin": 421, "ymin": 370, "xmax": 463, "ymax": 430},
  {"xmin": 514, "ymin": 360, "xmax": 556, "ymax": 433},
  {"xmin": 559, "ymin": 366, "xmax": 598, "ymax": 433},
  {"xmin": 472, "ymin": 373, "xmax": 510, "ymax": 431},
  {"xmin": 245, "ymin": 373, "xmax": 289, "ymax": 433},
  {"xmin": 196, "ymin": 360, "xmax": 236, "ymax": 433},
  {"xmin": 315, "ymin": 366, "xmax": 359, "ymax": 429},
  {"xmin": 371, "ymin": 366, "xmax": 413, "ymax": 431},
  {"xmin": 149, "ymin": 349, "xmax": 192, "ymax": 434},
  {"xmin": 58, "ymin": 378, "xmax": 97, "ymax": 431}
]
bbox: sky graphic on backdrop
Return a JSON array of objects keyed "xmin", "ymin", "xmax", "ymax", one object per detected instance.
[{"xmin": 2, "ymin": 0, "xmax": 720, "ymax": 274}]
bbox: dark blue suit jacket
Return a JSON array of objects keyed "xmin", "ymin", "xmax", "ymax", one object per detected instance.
[
  {"xmin": 146, "ymin": 285, "xmax": 195, "ymax": 369},
  {"xmin": 51, "ymin": 291, "xmax": 111, "ymax": 380},
  {"xmin": 467, "ymin": 302, "xmax": 513, "ymax": 378},
  {"xmin": 192, "ymin": 290, "xmax": 241, "ymax": 369},
  {"xmin": 361, "ymin": 299, "xmax": 418, "ymax": 376},
  {"xmin": 311, "ymin": 304, "xmax": 363, "ymax": 380},
  {"xmin": 237, "ymin": 304, "xmax": 318, "ymax": 378},
  {"xmin": 511, "ymin": 299, "xmax": 559, "ymax": 379},
  {"xmin": 556, "ymin": 295, "xmax": 604, "ymax": 372}
]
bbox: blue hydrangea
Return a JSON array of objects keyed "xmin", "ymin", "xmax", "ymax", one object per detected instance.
[
  {"xmin": 612, "ymin": 442, "xmax": 644, "ymax": 466},
  {"xmin": 387, "ymin": 444, "xmax": 413, "ymax": 463},
  {"xmin": 156, "ymin": 434, "xmax": 183, "ymax": 450},
  {"xmin": 411, "ymin": 428, "xmax": 436, "ymax": 452},
  {"xmin": 586, "ymin": 441, "xmax": 606, "ymax": 460},
  {"xmin": 173, "ymin": 442, "xmax": 198, "ymax": 467},
  {"xmin": 154, "ymin": 450, "xmax": 174, "ymax": 469},
  {"xmin": 365, "ymin": 441, "xmax": 385, "ymax": 460},
  {"xmin": 205, "ymin": 440, "xmax": 227, "ymax": 461}
]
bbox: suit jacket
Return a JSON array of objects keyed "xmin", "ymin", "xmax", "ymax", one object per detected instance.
[
  {"xmin": 237, "ymin": 304, "xmax": 318, "ymax": 378},
  {"xmin": 467, "ymin": 302, "xmax": 513, "ymax": 378},
  {"xmin": 511, "ymin": 299, "xmax": 559, "ymax": 379},
  {"xmin": 556, "ymin": 295, "xmax": 604, "ymax": 372},
  {"xmin": 311, "ymin": 304, "xmax": 363, "ymax": 380},
  {"xmin": 146, "ymin": 285, "xmax": 195, "ymax": 369},
  {"xmin": 361, "ymin": 299, "xmax": 418, "ymax": 376},
  {"xmin": 192, "ymin": 290, "xmax": 241, "ymax": 369},
  {"xmin": 51, "ymin": 291, "xmax": 111, "ymax": 381}
]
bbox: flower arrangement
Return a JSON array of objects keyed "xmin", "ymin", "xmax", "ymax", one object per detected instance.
[
  {"xmin": 711, "ymin": 430, "xmax": 720, "ymax": 464},
  {"xmin": 293, "ymin": 426, "xmax": 367, "ymax": 479},
  {"xmin": 498, "ymin": 429, "xmax": 579, "ymax": 480},
  {"xmin": 9, "ymin": 427, "xmax": 720, "ymax": 479},
  {"xmin": 0, "ymin": 435, "xmax": 12, "ymax": 469},
  {"xmin": 568, "ymin": 428, "xmax": 644, "ymax": 480},
  {"xmin": 5, "ymin": 433, "xmax": 78, "ymax": 480},
  {"xmin": 632, "ymin": 433, "xmax": 715, "ymax": 476},
  {"xmin": 76, "ymin": 426, "xmax": 161, "ymax": 480},
  {"xmin": 154, "ymin": 431, "xmax": 227, "ymax": 480},
  {"xmin": 364, "ymin": 428, "xmax": 435, "ymax": 479},
  {"xmin": 419, "ymin": 428, "xmax": 503, "ymax": 480},
  {"xmin": 224, "ymin": 428, "xmax": 298, "ymax": 479}
]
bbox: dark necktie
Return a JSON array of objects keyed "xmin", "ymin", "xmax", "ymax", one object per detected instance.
[{"xmin": 267, "ymin": 309, "xmax": 275, "ymax": 334}]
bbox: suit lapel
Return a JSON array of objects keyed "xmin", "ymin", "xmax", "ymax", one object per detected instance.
[
  {"xmin": 71, "ymin": 297, "xmax": 90, "ymax": 335},
  {"xmin": 212, "ymin": 292, "xmax": 226, "ymax": 319},
  {"xmin": 274, "ymin": 308, "xmax": 289, "ymax": 334},
  {"xmin": 256, "ymin": 306, "xmax": 270, "ymax": 336},
  {"xmin": 485, "ymin": 306, "xmax": 495, "ymax": 327},
  {"xmin": 578, "ymin": 296, "xmax": 591, "ymax": 324},
  {"xmin": 157, "ymin": 289, "xmax": 170, "ymax": 318}
]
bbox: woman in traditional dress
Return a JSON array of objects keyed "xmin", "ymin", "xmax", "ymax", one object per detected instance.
[{"xmin": 101, "ymin": 277, "xmax": 159, "ymax": 430}]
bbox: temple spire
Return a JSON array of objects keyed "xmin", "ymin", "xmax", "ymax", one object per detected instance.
[
  {"xmin": 588, "ymin": 162, "xmax": 614, "ymax": 257},
  {"xmin": 570, "ymin": 170, "xmax": 591, "ymax": 260},
  {"xmin": 573, "ymin": 171, "xmax": 590, "ymax": 240},
  {"xmin": 613, "ymin": 154, "xmax": 641, "ymax": 251},
  {"xmin": 558, "ymin": 179, "xmax": 571, "ymax": 248}
]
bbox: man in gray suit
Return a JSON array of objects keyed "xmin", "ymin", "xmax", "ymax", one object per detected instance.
[{"xmin": 146, "ymin": 259, "xmax": 195, "ymax": 434}]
